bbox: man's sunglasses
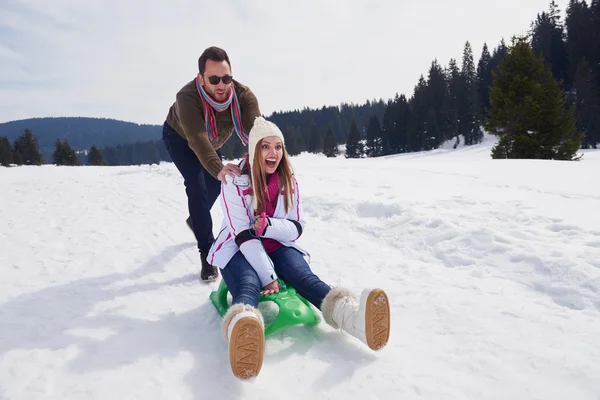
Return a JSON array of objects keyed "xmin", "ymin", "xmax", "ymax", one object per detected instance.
[{"xmin": 207, "ymin": 75, "xmax": 233, "ymax": 85}]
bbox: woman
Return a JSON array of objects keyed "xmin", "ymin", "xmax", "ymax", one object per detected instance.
[{"xmin": 207, "ymin": 117, "xmax": 390, "ymax": 380}]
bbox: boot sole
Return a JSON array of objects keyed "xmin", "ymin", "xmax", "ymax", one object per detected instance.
[
  {"xmin": 229, "ymin": 316, "xmax": 264, "ymax": 380},
  {"xmin": 365, "ymin": 288, "xmax": 390, "ymax": 350}
]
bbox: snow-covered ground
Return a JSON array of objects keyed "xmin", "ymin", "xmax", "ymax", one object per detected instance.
[{"xmin": 1, "ymin": 135, "xmax": 600, "ymax": 400}]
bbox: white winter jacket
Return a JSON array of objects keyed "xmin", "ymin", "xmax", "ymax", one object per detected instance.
[{"xmin": 206, "ymin": 159, "xmax": 308, "ymax": 286}]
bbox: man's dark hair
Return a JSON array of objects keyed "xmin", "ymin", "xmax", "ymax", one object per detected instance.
[{"xmin": 198, "ymin": 46, "xmax": 231, "ymax": 75}]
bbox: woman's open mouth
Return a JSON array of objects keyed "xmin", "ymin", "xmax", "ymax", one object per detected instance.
[{"xmin": 266, "ymin": 158, "xmax": 277, "ymax": 168}]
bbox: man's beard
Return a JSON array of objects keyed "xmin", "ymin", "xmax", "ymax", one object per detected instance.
[{"xmin": 208, "ymin": 87, "xmax": 230, "ymax": 102}]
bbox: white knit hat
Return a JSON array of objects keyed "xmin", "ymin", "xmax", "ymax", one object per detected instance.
[
  {"xmin": 246, "ymin": 116, "xmax": 286, "ymax": 212},
  {"xmin": 248, "ymin": 116, "xmax": 285, "ymax": 166}
]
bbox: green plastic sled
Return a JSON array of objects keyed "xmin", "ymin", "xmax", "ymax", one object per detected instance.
[{"xmin": 209, "ymin": 279, "xmax": 319, "ymax": 336}]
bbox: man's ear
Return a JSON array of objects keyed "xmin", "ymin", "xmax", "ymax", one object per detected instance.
[{"xmin": 197, "ymin": 72, "xmax": 205, "ymax": 86}]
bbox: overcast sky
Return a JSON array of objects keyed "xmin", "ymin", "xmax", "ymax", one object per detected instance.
[{"xmin": 1, "ymin": 0, "xmax": 569, "ymax": 125}]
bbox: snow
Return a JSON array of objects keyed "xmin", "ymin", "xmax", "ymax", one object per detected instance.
[{"xmin": 1, "ymin": 135, "xmax": 600, "ymax": 400}]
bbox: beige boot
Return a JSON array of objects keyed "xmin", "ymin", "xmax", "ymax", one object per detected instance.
[
  {"xmin": 322, "ymin": 287, "xmax": 390, "ymax": 350},
  {"xmin": 222, "ymin": 303, "xmax": 265, "ymax": 380}
]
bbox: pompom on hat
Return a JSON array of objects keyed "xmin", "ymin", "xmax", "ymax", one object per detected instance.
[{"xmin": 248, "ymin": 116, "xmax": 285, "ymax": 165}]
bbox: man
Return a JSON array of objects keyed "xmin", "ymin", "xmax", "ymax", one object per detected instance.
[{"xmin": 162, "ymin": 46, "xmax": 261, "ymax": 282}]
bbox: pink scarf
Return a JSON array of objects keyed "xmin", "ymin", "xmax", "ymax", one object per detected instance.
[
  {"xmin": 264, "ymin": 172, "xmax": 280, "ymax": 217},
  {"xmin": 262, "ymin": 172, "xmax": 283, "ymax": 253},
  {"xmin": 244, "ymin": 154, "xmax": 283, "ymax": 253}
]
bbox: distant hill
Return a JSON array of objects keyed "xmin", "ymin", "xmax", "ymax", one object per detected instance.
[{"xmin": 0, "ymin": 117, "xmax": 163, "ymax": 159}]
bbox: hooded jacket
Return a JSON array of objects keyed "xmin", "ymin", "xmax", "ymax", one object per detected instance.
[{"xmin": 206, "ymin": 158, "xmax": 307, "ymax": 286}]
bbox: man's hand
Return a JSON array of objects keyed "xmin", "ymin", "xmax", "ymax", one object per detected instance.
[
  {"xmin": 261, "ymin": 280, "xmax": 280, "ymax": 295},
  {"xmin": 217, "ymin": 163, "xmax": 242, "ymax": 183}
]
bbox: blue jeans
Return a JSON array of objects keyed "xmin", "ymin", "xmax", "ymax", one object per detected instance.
[
  {"xmin": 162, "ymin": 121, "xmax": 222, "ymax": 251},
  {"xmin": 221, "ymin": 246, "xmax": 332, "ymax": 309}
]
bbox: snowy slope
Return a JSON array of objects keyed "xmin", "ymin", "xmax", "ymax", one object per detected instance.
[{"xmin": 1, "ymin": 136, "xmax": 600, "ymax": 400}]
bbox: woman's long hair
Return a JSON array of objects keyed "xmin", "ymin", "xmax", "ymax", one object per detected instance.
[{"xmin": 245, "ymin": 139, "xmax": 295, "ymax": 214}]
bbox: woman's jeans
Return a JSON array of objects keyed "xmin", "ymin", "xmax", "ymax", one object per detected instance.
[{"xmin": 220, "ymin": 246, "xmax": 332, "ymax": 310}]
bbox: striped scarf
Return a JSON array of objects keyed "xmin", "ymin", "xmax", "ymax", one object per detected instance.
[{"xmin": 195, "ymin": 76, "xmax": 248, "ymax": 144}]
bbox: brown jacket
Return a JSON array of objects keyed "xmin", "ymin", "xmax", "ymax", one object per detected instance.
[{"xmin": 165, "ymin": 78, "xmax": 261, "ymax": 178}]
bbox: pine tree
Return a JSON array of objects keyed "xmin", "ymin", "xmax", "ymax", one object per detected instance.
[
  {"xmin": 460, "ymin": 41, "xmax": 482, "ymax": 144},
  {"xmin": 53, "ymin": 138, "xmax": 81, "ymax": 165},
  {"xmin": 101, "ymin": 146, "xmax": 116, "ymax": 165},
  {"xmin": 426, "ymin": 60, "xmax": 447, "ymax": 148},
  {"xmin": 566, "ymin": 0, "xmax": 592, "ymax": 85},
  {"xmin": 323, "ymin": 126, "xmax": 339, "ymax": 157},
  {"xmin": 294, "ymin": 128, "xmax": 307, "ymax": 155},
  {"xmin": 0, "ymin": 136, "xmax": 14, "ymax": 167},
  {"xmin": 308, "ymin": 124, "xmax": 323, "ymax": 153},
  {"xmin": 476, "ymin": 43, "xmax": 493, "ymax": 122},
  {"xmin": 13, "ymin": 150, "xmax": 23, "ymax": 165},
  {"xmin": 233, "ymin": 138, "xmax": 246, "ymax": 160},
  {"xmin": 484, "ymin": 37, "xmax": 583, "ymax": 160},
  {"xmin": 282, "ymin": 126, "xmax": 308, "ymax": 156},
  {"xmin": 365, "ymin": 115, "xmax": 383, "ymax": 157},
  {"xmin": 281, "ymin": 126, "xmax": 299, "ymax": 156},
  {"xmin": 52, "ymin": 138, "xmax": 66, "ymax": 165},
  {"xmin": 531, "ymin": 1, "xmax": 570, "ymax": 88},
  {"xmin": 88, "ymin": 145, "xmax": 106, "ymax": 165},
  {"xmin": 394, "ymin": 95, "xmax": 411, "ymax": 153},
  {"xmin": 218, "ymin": 137, "xmax": 236, "ymax": 160},
  {"xmin": 345, "ymin": 119, "xmax": 364, "ymax": 158},
  {"xmin": 144, "ymin": 141, "xmax": 160, "ymax": 165},
  {"xmin": 13, "ymin": 129, "xmax": 43, "ymax": 165},
  {"xmin": 592, "ymin": 0, "xmax": 600, "ymax": 103},
  {"xmin": 489, "ymin": 39, "xmax": 508, "ymax": 78},
  {"xmin": 66, "ymin": 142, "xmax": 81, "ymax": 165},
  {"xmin": 573, "ymin": 58, "xmax": 600, "ymax": 148},
  {"xmin": 444, "ymin": 59, "xmax": 462, "ymax": 142},
  {"xmin": 381, "ymin": 98, "xmax": 396, "ymax": 155},
  {"xmin": 409, "ymin": 76, "xmax": 429, "ymax": 151}
]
